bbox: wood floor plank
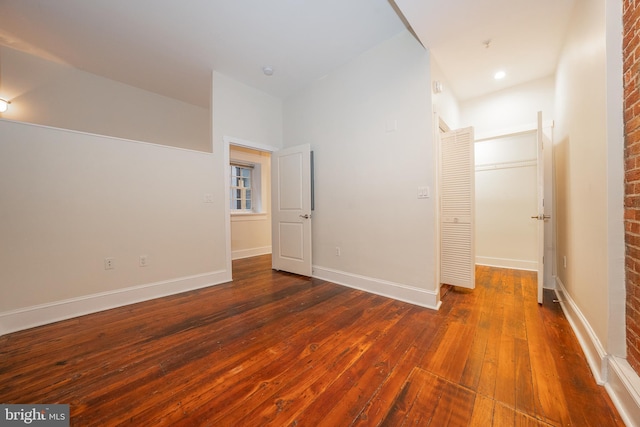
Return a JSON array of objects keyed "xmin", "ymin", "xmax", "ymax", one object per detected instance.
[
  {"xmin": 400, "ymin": 370, "xmax": 446, "ymax": 426},
  {"xmin": 0, "ymin": 255, "xmax": 624, "ymax": 426},
  {"xmin": 55, "ymin": 280, "xmax": 353, "ymax": 425},
  {"xmin": 521, "ymin": 274, "xmax": 572, "ymax": 426},
  {"xmin": 423, "ymin": 376, "xmax": 475, "ymax": 427},
  {"xmin": 515, "ymin": 410, "xmax": 553, "ymax": 427},
  {"xmin": 230, "ymin": 299, "xmax": 409, "ymax": 426},
  {"xmin": 494, "ymin": 326, "xmax": 516, "ymax": 409},
  {"xmin": 351, "ymin": 309, "xmax": 445, "ymax": 425},
  {"xmin": 421, "ymin": 320, "xmax": 474, "ymax": 383},
  {"xmin": 537, "ymin": 289, "xmax": 626, "ymax": 427},
  {"xmin": 493, "ymin": 400, "xmax": 516, "ymax": 426},
  {"xmin": 130, "ymin": 292, "xmax": 387, "ymax": 426},
  {"xmin": 476, "ymin": 269, "xmax": 507, "ymax": 399},
  {"xmin": 460, "ymin": 267, "xmax": 495, "ymax": 391},
  {"xmin": 307, "ymin": 307, "xmax": 427, "ymax": 426},
  {"xmin": 378, "ymin": 367, "xmax": 432, "ymax": 427},
  {"xmin": 514, "ymin": 337, "xmax": 537, "ymax": 417},
  {"xmin": 469, "ymin": 393, "xmax": 495, "ymax": 427}
]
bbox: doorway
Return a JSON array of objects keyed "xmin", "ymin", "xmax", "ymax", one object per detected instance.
[
  {"xmin": 229, "ymin": 145, "xmax": 272, "ymax": 261},
  {"xmin": 474, "ymin": 131, "xmax": 538, "ymax": 271},
  {"xmin": 224, "ymin": 137, "xmax": 314, "ymax": 279}
]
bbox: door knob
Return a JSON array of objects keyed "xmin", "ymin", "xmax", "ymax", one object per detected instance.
[{"xmin": 299, "ymin": 214, "xmax": 310, "ymax": 219}]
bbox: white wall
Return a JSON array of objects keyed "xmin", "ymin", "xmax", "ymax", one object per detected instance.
[
  {"xmin": 0, "ymin": 46, "xmax": 210, "ymax": 151},
  {"xmin": 431, "ymin": 58, "xmax": 460, "ymax": 129},
  {"xmin": 460, "ymin": 75, "xmax": 555, "ymax": 136},
  {"xmin": 212, "ymin": 71, "xmax": 283, "ymax": 274},
  {"xmin": 552, "ymin": 0, "xmax": 631, "ymax": 420},
  {"xmin": 0, "ymin": 119, "xmax": 228, "ymax": 334},
  {"xmin": 283, "ymin": 30, "xmax": 438, "ymax": 307},
  {"xmin": 475, "ymin": 133, "xmax": 538, "ymax": 270},
  {"xmin": 230, "ymin": 146, "xmax": 272, "ymax": 260},
  {"xmin": 0, "ymin": 67, "xmax": 284, "ymax": 335},
  {"xmin": 212, "ymin": 72, "xmax": 283, "ymax": 150},
  {"xmin": 554, "ymin": 0, "xmax": 612, "ymax": 352}
]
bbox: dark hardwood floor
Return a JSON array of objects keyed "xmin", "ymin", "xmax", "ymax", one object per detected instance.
[{"xmin": 0, "ymin": 255, "xmax": 624, "ymax": 426}]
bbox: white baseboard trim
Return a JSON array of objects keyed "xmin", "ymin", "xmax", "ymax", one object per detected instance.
[
  {"xmin": 312, "ymin": 266, "xmax": 440, "ymax": 310},
  {"xmin": 476, "ymin": 256, "xmax": 537, "ymax": 271},
  {"xmin": 551, "ymin": 277, "xmax": 640, "ymax": 426},
  {"xmin": 231, "ymin": 246, "xmax": 272, "ymax": 260},
  {"xmin": 554, "ymin": 276, "xmax": 608, "ymax": 384},
  {"xmin": 0, "ymin": 269, "xmax": 232, "ymax": 336},
  {"xmin": 606, "ymin": 356, "xmax": 640, "ymax": 427}
]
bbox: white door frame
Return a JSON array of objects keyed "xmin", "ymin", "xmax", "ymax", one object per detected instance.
[
  {"xmin": 223, "ymin": 135, "xmax": 280, "ymax": 278},
  {"xmin": 474, "ymin": 119, "xmax": 555, "ymax": 293}
]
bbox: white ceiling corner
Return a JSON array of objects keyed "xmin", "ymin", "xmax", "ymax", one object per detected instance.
[{"xmin": 394, "ymin": 0, "xmax": 576, "ymax": 101}]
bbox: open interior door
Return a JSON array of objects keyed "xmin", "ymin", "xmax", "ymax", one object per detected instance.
[
  {"xmin": 440, "ymin": 127, "xmax": 475, "ymax": 289},
  {"xmin": 271, "ymin": 144, "xmax": 312, "ymax": 276},
  {"xmin": 533, "ymin": 112, "xmax": 548, "ymax": 304}
]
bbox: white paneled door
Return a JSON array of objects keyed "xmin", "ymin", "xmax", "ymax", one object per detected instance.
[
  {"xmin": 440, "ymin": 127, "xmax": 475, "ymax": 289},
  {"xmin": 271, "ymin": 144, "xmax": 312, "ymax": 276}
]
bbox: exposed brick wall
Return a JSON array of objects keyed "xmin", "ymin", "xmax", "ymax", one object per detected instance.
[{"xmin": 624, "ymin": 0, "xmax": 640, "ymax": 375}]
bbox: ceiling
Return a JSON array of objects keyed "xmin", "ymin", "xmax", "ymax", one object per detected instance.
[
  {"xmin": 0, "ymin": 0, "xmax": 575, "ymax": 108},
  {"xmin": 396, "ymin": 0, "xmax": 577, "ymax": 101}
]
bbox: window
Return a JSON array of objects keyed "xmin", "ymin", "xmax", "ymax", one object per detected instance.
[{"xmin": 230, "ymin": 164, "xmax": 253, "ymax": 211}]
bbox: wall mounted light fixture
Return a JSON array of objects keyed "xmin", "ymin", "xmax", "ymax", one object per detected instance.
[{"xmin": 0, "ymin": 98, "xmax": 10, "ymax": 113}]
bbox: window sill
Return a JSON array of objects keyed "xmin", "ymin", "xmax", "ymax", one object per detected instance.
[{"xmin": 231, "ymin": 212, "xmax": 268, "ymax": 222}]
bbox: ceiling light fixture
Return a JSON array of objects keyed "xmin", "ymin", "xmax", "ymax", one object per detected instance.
[
  {"xmin": 262, "ymin": 66, "xmax": 274, "ymax": 76},
  {"xmin": 0, "ymin": 98, "xmax": 10, "ymax": 113},
  {"xmin": 494, "ymin": 70, "xmax": 506, "ymax": 80}
]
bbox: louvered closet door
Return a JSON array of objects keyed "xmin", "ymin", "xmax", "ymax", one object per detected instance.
[{"xmin": 440, "ymin": 127, "xmax": 475, "ymax": 289}]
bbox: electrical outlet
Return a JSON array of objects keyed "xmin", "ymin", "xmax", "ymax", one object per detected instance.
[
  {"xmin": 104, "ymin": 257, "xmax": 115, "ymax": 270},
  {"xmin": 139, "ymin": 255, "xmax": 148, "ymax": 267},
  {"xmin": 336, "ymin": 247, "xmax": 341, "ymax": 257}
]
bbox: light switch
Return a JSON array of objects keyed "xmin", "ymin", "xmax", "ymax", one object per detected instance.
[{"xmin": 417, "ymin": 186, "xmax": 430, "ymax": 199}]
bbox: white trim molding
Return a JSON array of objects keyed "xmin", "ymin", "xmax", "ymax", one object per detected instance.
[
  {"xmin": 0, "ymin": 118, "xmax": 211, "ymax": 155},
  {"xmin": 474, "ymin": 120, "xmax": 555, "ymax": 142},
  {"xmin": 312, "ymin": 266, "xmax": 440, "ymax": 310},
  {"xmin": 554, "ymin": 276, "xmax": 640, "ymax": 426},
  {"xmin": 232, "ymin": 246, "xmax": 272, "ymax": 260},
  {"xmin": 223, "ymin": 135, "xmax": 280, "ymax": 153},
  {"xmin": 554, "ymin": 276, "xmax": 608, "ymax": 384},
  {"xmin": 476, "ymin": 256, "xmax": 537, "ymax": 272},
  {"xmin": 0, "ymin": 270, "xmax": 232, "ymax": 336},
  {"xmin": 607, "ymin": 356, "xmax": 640, "ymax": 426}
]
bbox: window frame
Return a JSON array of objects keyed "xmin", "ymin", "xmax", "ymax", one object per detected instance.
[{"xmin": 230, "ymin": 163, "xmax": 254, "ymax": 213}]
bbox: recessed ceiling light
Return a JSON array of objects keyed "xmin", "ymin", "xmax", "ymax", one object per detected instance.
[
  {"xmin": 494, "ymin": 70, "xmax": 506, "ymax": 80},
  {"xmin": 262, "ymin": 66, "xmax": 274, "ymax": 76}
]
